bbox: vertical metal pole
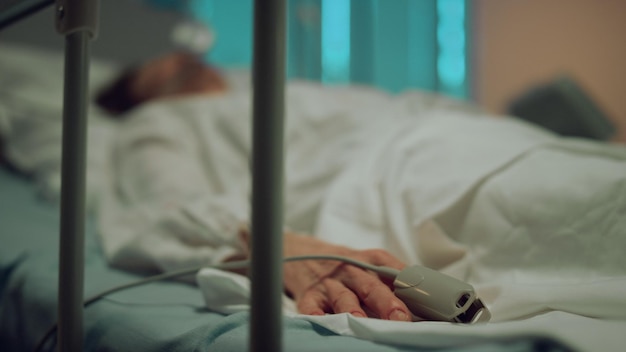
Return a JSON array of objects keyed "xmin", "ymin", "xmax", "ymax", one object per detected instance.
[
  {"xmin": 249, "ymin": 0, "xmax": 286, "ymax": 351},
  {"xmin": 57, "ymin": 29, "xmax": 89, "ymax": 352},
  {"xmin": 55, "ymin": 1, "xmax": 98, "ymax": 351}
]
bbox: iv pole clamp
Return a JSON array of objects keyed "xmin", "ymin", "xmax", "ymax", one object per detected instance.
[{"xmin": 54, "ymin": 0, "xmax": 98, "ymax": 351}]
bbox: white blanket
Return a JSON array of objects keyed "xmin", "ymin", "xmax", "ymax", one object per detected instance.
[
  {"xmin": 197, "ymin": 113, "xmax": 626, "ymax": 351},
  {"xmin": 198, "ymin": 268, "xmax": 626, "ymax": 351}
]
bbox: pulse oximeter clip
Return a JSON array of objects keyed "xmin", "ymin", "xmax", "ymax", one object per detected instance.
[{"xmin": 392, "ymin": 265, "xmax": 490, "ymax": 323}]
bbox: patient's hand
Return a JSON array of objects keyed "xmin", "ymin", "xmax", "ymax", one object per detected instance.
[{"xmin": 280, "ymin": 232, "xmax": 412, "ymax": 321}]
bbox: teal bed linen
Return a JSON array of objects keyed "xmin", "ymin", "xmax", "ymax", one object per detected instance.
[{"xmin": 0, "ymin": 167, "xmax": 563, "ymax": 352}]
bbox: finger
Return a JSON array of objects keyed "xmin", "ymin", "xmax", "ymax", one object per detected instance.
[
  {"xmin": 323, "ymin": 278, "xmax": 367, "ymax": 318},
  {"xmin": 342, "ymin": 267, "xmax": 411, "ymax": 321},
  {"xmin": 296, "ymin": 289, "xmax": 328, "ymax": 316}
]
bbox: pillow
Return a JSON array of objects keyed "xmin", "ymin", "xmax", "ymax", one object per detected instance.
[{"xmin": 0, "ymin": 42, "xmax": 120, "ymax": 206}]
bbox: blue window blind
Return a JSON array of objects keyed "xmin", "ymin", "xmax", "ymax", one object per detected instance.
[
  {"xmin": 186, "ymin": 0, "xmax": 468, "ymax": 97},
  {"xmin": 437, "ymin": 0, "xmax": 467, "ymax": 98},
  {"xmin": 321, "ymin": 0, "xmax": 350, "ymax": 84}
]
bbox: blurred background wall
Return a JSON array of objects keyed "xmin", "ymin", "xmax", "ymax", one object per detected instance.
[
  {"xmin": 471, "ymin": 0, "xmax": 626, "ymax": 139},
  {"xmin": 0, "ymin": 0, "xmax": 186, "ymax": 65}
]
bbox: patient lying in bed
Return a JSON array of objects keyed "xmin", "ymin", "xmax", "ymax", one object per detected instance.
[
  {"xmin": 93, "ymin": 51, "xmax": 444, "ymax": 322},
  {"xmin": 2, "ymin": 49, "xmax": 625, "ymax": 329},
  {"xmin": 89, "ymin": 51, "xmax": 626, "ymax": 324}
]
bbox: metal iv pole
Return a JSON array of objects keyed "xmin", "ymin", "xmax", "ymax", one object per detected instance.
[
  {"xmin": 249, "ymin": 0, "xmax": 287, "ymax": 351},
  {"xmin": 54, "ymin": 0, "xmax": 98, "ymax": 350}
]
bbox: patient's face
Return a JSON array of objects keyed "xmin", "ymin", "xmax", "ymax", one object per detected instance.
[{"xmin": 130, "ymin": 52, "xmax": 228, "ymax": 102}]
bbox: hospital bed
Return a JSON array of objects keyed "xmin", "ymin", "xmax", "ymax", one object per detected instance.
[{"xmin": 2, "ymin": 1, "xmax": 626, "ymax": 352}]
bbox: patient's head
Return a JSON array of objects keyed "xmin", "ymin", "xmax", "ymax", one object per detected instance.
[{"xmin": 96, "ymin": 51, "xmax": 228, "ymax": 116}]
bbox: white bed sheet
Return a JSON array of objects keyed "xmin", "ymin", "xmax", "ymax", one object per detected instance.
[
  {"xmin": 197, "ymin": 113, "xmax": 626, "ymax": 352},
  {"xmin": 198, "ymin": 268, "xmax": 626, "ymax": 352}
]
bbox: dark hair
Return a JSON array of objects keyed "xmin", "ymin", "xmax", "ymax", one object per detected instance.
[{"xmin": 94, "ymin": 68, "xmax": 142, "ymax": 117}]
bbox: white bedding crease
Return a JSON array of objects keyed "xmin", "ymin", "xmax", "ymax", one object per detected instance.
[{"xmin": 2, "ymin": 43, "xmax": 626, "ymax": 351}]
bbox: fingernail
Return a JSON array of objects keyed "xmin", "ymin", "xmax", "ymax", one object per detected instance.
[
  {"xmin": 389, "ymin": 310, "xmax": 410, "ymax": 321},
  {"xmin": 351, "ymin": 311, "xmax": 367, "ymax": 318}
]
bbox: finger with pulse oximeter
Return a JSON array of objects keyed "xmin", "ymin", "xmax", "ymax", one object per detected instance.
[
  {"xmin": 292, "ymin": 255, "xmax": 492, "ymax": 323},
  {"xmin": 391, "ymin": 265, "xmax": 490, "ymax": 323}
]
